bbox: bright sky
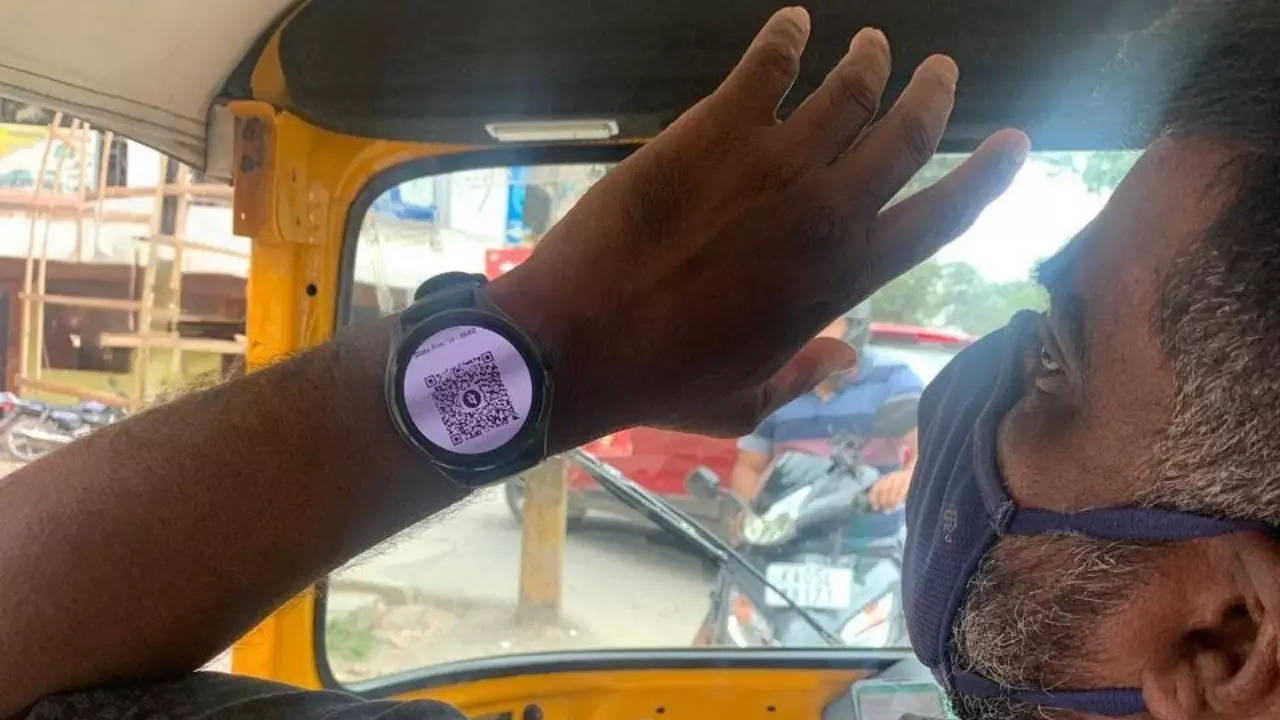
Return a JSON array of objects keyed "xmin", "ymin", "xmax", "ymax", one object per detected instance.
[
  {"xmin": 354, "ymin": 156, "xmax": 1124, "ymax": 292},
  {"xmin": 933, "ymin": 157, "xmax": 1114, "ymax": 283}
]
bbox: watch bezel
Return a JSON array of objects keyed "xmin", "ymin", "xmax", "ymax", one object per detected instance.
[{"xmin": 389, "ymin": 307, "xmax": 549, "ymax": 475}]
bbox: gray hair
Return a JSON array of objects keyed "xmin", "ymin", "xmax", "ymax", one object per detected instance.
[{"xmin": 949, "ymin": 1, "xmax": 1280, "ymax": 717}]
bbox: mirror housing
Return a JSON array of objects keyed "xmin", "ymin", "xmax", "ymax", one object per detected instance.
[{"xmin": 684, "ymin": 466, "xmax": 722, "ymax": 500}]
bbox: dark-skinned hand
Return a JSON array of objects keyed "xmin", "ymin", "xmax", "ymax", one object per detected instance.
[{"xmin": 484, "ymin": 7, "xmax": 1029, "ymax": 451}]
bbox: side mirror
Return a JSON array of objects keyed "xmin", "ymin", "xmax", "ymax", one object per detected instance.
[
  {"xmin": 684, "ymin": 466, "xmax": 722, "ymax": 500},
  {"xmin": 871, "ymin": 396, "xmax": 920, "ymax": 438}
]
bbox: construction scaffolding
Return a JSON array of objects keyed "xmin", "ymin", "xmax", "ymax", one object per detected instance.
[{"xmin": 12, "ymin": 115, "xmax": 247, "ymax": 409}]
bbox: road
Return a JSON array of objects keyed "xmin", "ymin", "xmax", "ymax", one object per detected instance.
[{"xmin": 327, "ymin": 485, "xmax": 717, "ymax": 682}]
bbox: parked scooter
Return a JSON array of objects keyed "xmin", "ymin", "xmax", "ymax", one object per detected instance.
[
  {"xmin": 0, "ymin": 393, "xmax": 125, "ymax": 462},
  {"xmin": 691, "ymin": 396, "xmax": 919, "ymax": 648}
]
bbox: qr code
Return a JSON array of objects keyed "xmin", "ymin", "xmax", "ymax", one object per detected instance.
[{"xmin": 425, "ymin": 351, "xmax": 520, "ymax": 446}]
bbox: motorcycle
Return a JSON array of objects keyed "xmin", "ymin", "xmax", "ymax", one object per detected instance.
[
  {"xmin": 691, "ymin": 396, "xmax": 919, "ymax": 648},
  {"xmin": 0, "ymin": 393, "xmax": 126, "ymax": 462}
]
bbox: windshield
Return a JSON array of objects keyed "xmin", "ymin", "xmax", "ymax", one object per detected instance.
[{"xmin": 327, "ymin": 150, "xmax": 1138, "ymax": 685}]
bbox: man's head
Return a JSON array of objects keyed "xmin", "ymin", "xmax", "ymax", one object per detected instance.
[
  {"xmin": 941, "ymin": 2, "xmax": 1280, "ymax": 717},
  {"xmin": 818, "ymin": 302, "xmax": 873, "ymax": 349}
]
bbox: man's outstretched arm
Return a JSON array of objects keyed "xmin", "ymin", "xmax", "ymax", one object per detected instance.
[
  {"xmin": 0, "ymin": 318, "xmax": 447, "ymax": 715},
  {"xmin": 0, "ymin": 8, "xmax": 1029, "ymax": 716}
]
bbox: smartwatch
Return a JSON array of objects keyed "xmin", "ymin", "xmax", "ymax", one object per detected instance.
[{"xmin": 385, "ymin": 271, "xmax": 552, "ymax": 488}]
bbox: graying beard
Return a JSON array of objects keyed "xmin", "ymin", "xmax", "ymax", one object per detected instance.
[
  {"xmin": 947, "ymin": 692, "xmax": 1071, "ymax": 720},
  {"xmin": 952, "ymin": 536, "xmax": 1155, "ymax": 688}
]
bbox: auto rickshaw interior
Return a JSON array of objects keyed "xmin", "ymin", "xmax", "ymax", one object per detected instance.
[{"xmin": 0, "ymin": 0, "xmax": 1175, "ymax": 717}]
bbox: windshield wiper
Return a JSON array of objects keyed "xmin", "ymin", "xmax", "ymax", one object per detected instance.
[{"xmin": 566, "ymin": 448, "xmax": 843, "ymax": 647}]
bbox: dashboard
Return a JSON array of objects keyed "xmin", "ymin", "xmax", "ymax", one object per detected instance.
[{"xmin": 347, "ymin": 650, "xmax": 944, "ymax": 720}]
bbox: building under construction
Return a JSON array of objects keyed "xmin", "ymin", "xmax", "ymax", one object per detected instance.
[{"xmin": 0, "ymin": 112, "xmax": 249, "ymax": 408}]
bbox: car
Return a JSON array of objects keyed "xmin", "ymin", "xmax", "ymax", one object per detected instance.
[{"xmin": 504, "ymin": 323, "xmax": 972, "ymax": 535}]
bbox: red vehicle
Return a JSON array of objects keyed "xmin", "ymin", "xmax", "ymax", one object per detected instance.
[{"xmin": 504, "ymin": 322, "xmax": 973, "ymax": 534}]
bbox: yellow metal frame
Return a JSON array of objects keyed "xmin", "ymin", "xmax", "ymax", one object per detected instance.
[
  {"xmin": 397, "ymin": 667, "xmax": 867, "ymax": 719},
  {"xmin": 227, "ymin": 100, "xmax": 471, "ymax": 685}
]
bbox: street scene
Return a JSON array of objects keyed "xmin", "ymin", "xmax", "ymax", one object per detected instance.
[
  {"xmin": 5, "ymin": 5, "xmax": 1272, "ymax": 719},
  {"xmin": 0, "ymin": 99, "xmax": 1130, "ymax": 689},
  {"xmin": 326, "ymin": 486, "xmax": 717, "ymax": 682}
]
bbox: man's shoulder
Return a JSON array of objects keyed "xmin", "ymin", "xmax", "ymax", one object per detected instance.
[
  {"xmin": 26, "ymin": 673, "xmax": 465, "ymax": 720},
  {"xmin": 855, "ymin": 349, "xmax": 920, "ymax": 387},
  {"xmin": 765, "ymin": 391, "xmax": 820, "ymax": 419}
]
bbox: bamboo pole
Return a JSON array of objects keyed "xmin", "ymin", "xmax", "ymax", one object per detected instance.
[
  {"xmin": 90, "ymin": 130, "xmax": 113, "ymax": 262},
  {"xmin": 34, "ymin": 118, "xmax": 81, "ymax": 381},
  {"xmin": 19, "ymin": 112, "xmax": 62, "ymax": 381},
  {"xmin": 16, "ymin": 293, "xmax": 178, "ymax": 313},
  {"xmin": 73, "ymin": 123, "xmax": 89, "ymax": 260},
  {"xmin": 99, "ymin": 210, "xmax": 153, "ymax": 224},
  {"xmin": 101, "ymin": 184, "xmax": 232, "ymax": 200},
  {"xmin": 16, "ymin": 376, "xmax": 130, "ymax": 408},
  {"xmin": 99, "ymin": 333, "xmax": 244, "ymax": 355},
  {"xmin": 146, "ymin": 234, "xmax": 249, "ymax": 259},
  {"xmin": 168, "ymin": 165, "xmax": 189, "ymax": 376},
  {"xmin": 131, "ymin": 155, "xmax": 168, "ymax": 405},
  {"xmin": 517, "ymin": 457, "xmax": 569, "ymax": 623},
  {"xmin": 132, "ymin": 242, "xmax": 159, "ymax": 405}
]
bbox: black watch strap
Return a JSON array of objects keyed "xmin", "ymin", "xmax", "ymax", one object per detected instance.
[{"xmin": 402, "ymin": 272, "xmax": 487, "ymax": 324}]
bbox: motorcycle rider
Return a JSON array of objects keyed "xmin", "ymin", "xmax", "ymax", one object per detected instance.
[{"xmin": 731, "ymin": 303, "xmax": 923, "ymax": 527}]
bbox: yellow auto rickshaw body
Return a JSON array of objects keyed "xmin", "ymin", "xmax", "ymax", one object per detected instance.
[{"xmin": 0, "ymin": 0, "xmax": 1166, "ymax": 714}]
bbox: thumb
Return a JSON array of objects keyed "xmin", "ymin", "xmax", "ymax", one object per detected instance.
[
  {"xmin": 861, "ymin": 128, "xmax": 1030, "ymax": 289},
  {"xmin": 670, "ymin": 337, "xmax": 857, "ymax": 437},
  {"xmin": 723, "ymin": 337, "xmax": 859, "ymax": 434},
  {"xmin": 758, "ymin": 337, "xmax": 860, "ymax": 417}
]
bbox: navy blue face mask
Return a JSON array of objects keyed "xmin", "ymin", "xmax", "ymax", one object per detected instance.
[{"xmin": 902, "ymin": 312, "xmax": 1270, "ymax": 716}]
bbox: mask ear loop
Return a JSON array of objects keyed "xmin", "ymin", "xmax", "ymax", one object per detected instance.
[
  {"xmin": 951, "ymin": 670, "xmax": 1148, "ymax": 717},
  {"xmin": 1005, "ymin": 507, "xmax": 1272, "ymax": 541}
]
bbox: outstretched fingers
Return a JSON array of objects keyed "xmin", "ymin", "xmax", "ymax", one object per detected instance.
[
  {"xmin": 707, "ymin": 338, "xmax": 858, "ymax": 435},
  {"xmin": 784, "ymin": 27, "xmax": 892, "ymax": 163},
  {"xmin": 710, "ymin": 7, "xmax": 812, "ymax": 124},
  {"xmin": 859, "ymin": 129, "xmax": 1031, "ymax": 291}
]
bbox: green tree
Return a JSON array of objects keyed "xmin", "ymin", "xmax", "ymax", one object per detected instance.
[
  {"xmin": 872, "ymin": 258, "xmax": 945, "ymax": 326},
  {"xmin": 871, "ymin": 259, "xmax": 1046, "ymax": 337},
  {"xmin": 903, "ymin": 149, "xmax": 1140, "ymax": 197},
  {"xmin": 1080, "ymin": 151, "xmax": 1140, "ymax": 193},
  {"xmin": 939, "ymin": 272, "xmax": 1046, "ymax": 336},
  {"xmin": 892, "ymin": 154, "xmax": 968, "ymax": 202},
  {"xmin": 869, "ymin": 149, "xmax": 1138, "ymax": 337}
]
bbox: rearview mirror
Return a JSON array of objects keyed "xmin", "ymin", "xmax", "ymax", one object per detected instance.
[
  {"xmin": 684, "ymin": 466, "xmax": 721, "ymax": 500},
  {"xmin": 871, "ymin": 396, "xmax": 920, "ymax": 439}
]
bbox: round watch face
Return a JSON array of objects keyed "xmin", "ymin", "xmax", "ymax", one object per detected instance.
[{"xmin": 400, "ymin": 324, "xmax": 534, "ymax": 455}]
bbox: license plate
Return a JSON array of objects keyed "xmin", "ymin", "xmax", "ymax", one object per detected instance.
[{"xmin": 764, "ymin": 562, "xmax": 853, "ymax": 609}]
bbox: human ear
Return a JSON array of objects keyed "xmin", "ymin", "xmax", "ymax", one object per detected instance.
[{"xmin": 1141, "ymin": 533, "xmax": 1280, "ymax": 719}]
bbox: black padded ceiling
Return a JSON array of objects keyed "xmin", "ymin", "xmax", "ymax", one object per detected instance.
[{"xmin": 266, "ymin": 0, "xmax": 1172, "ymax": 151}]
